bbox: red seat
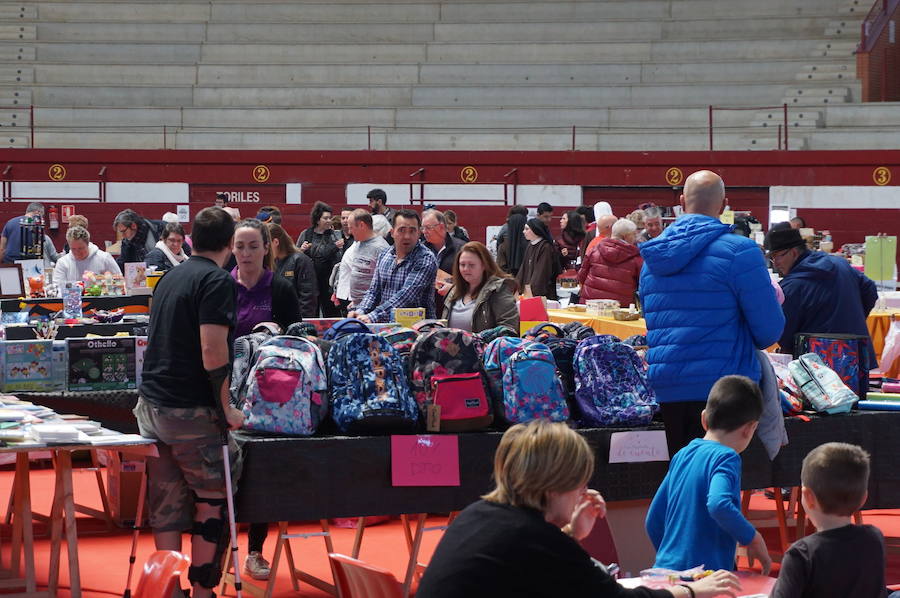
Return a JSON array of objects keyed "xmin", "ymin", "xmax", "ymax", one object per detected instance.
[
  {"xmin": 579, "ymin": 516, "xmax": 620, "ymax": 567},
  {"xmin": 329, "ymin": 553, "xmax": 403, "ymax": 598},
  {"xmin": 134, "ymin": 550, "xmax": 190, "ymax": 598}
]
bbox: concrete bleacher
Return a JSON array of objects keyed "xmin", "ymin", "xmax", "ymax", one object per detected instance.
[{"xmin": 1, "ymin": 0, "xmax": 897, "ymax": 151}]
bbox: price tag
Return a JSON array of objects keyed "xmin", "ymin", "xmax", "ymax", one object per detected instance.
[
  {"xmin": 608, "ymin": 430, "xmax": 669, "ymax": 463},
  {"xmin": 391, "ymin": 435, "xmax": 460, "ymax": 487}
]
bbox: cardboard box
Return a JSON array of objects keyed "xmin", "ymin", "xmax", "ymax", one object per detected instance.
[
  {"xmin": 104, "ymin": 451, "xmax": 146, "ymax": 527},
  {"xmin": 0, "ymin": 340, "xmax": 61, "ymax": 392},
  {"xmin": 134, "ymin": 336, "xmax": 148, "ymax": 387},
  {"xmin": 67, "ymin": 337, "xmax": 137, "ymax": 391}
]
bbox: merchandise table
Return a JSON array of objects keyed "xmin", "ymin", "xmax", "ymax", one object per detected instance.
[
  {"xmin": 4, "ymin": 322, "xmax": 147, "ymax": 341},
  {"xmin": 0, "ymin": 296, "xmax": 151, "ymax": 319},
  {"xmin": 546, "ymin": 308, "xmax": 647, "ymax": 339},
  {"xmin": 233, "ymin": 410, "xmax": 900, "ymax": 523},
  {"xmin": 1, "ymin": 439, "xmax": 156, "ymax": 598}
]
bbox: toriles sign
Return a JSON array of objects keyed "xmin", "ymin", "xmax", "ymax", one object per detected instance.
[{"xmin": 189, "ymin": 184, "xmax": 286, "ymax": 205}]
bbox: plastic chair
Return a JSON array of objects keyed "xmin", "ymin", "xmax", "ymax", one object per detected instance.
[
  {"xmin": 579, "ymin": 516, "xmax": 620, "ymax": 567},
  {"xmin": 133, "ymin": 550, "xmax": 190, "ymax": 598},
  {"xmin": 329, "ymin": 553, "xmax": 403, "ymax": 598}
]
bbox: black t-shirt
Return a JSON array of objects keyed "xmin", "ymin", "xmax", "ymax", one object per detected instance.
[
  {"xmin": 140, "ymin": 255, "xmax": 236, "ymax": 408},
  {"xmin": 417, "ymin": 500, "xmax": 671, "ymax": 598},
  {"xmin": 771, "ymin": 524, "xmax": 887, "ymax": 598}
]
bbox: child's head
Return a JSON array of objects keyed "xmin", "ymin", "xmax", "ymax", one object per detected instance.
[
  {"xmin": 704, "ymin": 375, "xmax": 763, "ymax": 431},
  {"xmin": 801, "ymin": 442, "xmax": 870, "ymax": 516}
]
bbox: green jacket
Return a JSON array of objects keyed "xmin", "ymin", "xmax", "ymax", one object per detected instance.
[{"xmin": 442, "ymin": 275, "xmax": 519, "ymax": 333}]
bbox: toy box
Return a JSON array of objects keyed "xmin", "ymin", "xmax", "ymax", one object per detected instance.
[
  {"xmin": 67, "ymin": 337, "xmax": 137, "ymax": 391},
  {"xmin": 0, "ymin": 340, "xmax": 62, "ymax": 392}
]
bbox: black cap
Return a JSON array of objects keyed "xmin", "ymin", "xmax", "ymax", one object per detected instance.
[
  {"xmin": 366, "ymin": 188, "xmax": 387, "ymax": 202},
  {"xmin": 764, "ymin": 227, "xmax": 805, "ymax": 252}
]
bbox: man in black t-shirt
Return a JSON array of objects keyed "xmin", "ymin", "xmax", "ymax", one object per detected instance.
[{"xmin": 134, "ymin": 207, "xmax": 243, "ymax": 598}]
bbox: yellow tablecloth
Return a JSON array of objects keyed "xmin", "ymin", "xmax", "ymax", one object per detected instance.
[
  {"xmin": 868, "ymin": 310, "xmax": 900, "ymax": 360},
  {"xmin": 550, "ymin": 308, "xmax": 897, "ymax": 359},
  {"xmin": 547, "ymin": 308, "xmax": 647, "ymax": 340}
]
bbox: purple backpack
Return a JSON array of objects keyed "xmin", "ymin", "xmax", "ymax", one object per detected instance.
[{"xmin": 573, "ymin": 335, "xmax": 657, "ymax": 427}]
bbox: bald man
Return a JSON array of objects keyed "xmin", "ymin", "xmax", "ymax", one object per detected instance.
[
  {"xmin": 584, "ymin": 213, "xmax": 619, "ymax": 255},
  {"xmin": 639, "ymin": 170, "xmax": 784, "ymax": 455}
]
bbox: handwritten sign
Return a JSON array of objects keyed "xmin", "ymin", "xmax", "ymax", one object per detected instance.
[
  {"xmin": 608, "ymin": 430, "xmax": 669, "ymax": 464},
  {"xmin": 391, "ymin": 435, "xmax": 460, "ymax": 487}
]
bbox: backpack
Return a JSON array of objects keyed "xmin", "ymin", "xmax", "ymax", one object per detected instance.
[
  {"xmin": 241, "ymin": 336, "xmax": 328, "ymax": 436},
  {"xmin": 285, "ymin": 321, "xmax": 318, "ymax": 338},
  {"xmin": 523, "ymin": 322, "xmax": 565, "ymax": 341},
  {"xmin": 230, "ymin": 324, "xmax": 280, "ymax": 406},
  {"xmin": 573, "ymin": 335, "xmax": 657, "ymax": 427},
  {"xmin": 499, "ymin": 341, "xmax": 569, "ymax": 425},
  {"xmin": 562, "ymin": 321, "xmax": 596, "ymax": 341},
  {"xmin": 323, "ymin": 318, "xmax": 371, "ymax": 341},
  {"xmin": 376, "ymin": 325, "xmax": 418, "ymax": 375},
  {"xmin": 483, "ymin": 336, "xmax": 528, "ymax": 405},
  {"xmin": 328, "ymin": 333, "xmax": 419, "ymax": 434},
  {"xmin": 409, "ymin": 328, "xmax": 491, "ymax": 431},
  {"xmin": 788, "ymin": 353, "xmax": 857, "ymax": 414},
  {"xmin": 794, "ymin": 333, "xmax": 871, "ymax": 400},
  {"xmin": 476, "ymin": 325, "xmax": 519, "ymax": 344}
]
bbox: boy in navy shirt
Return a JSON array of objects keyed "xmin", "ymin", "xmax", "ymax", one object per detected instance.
[
  {"xmin": 772, "ymin": 442, "xmax": 889, "ymax": 598},
  {"xmin": 646, "ymin": 375, "xmax": 770, "ymax": 573}
]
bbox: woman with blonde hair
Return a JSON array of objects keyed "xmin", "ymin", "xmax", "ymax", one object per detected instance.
[
  {"xmin": 442, "ymin": 241, "xmax": 518, "ymax": 333},
  {"xmin": 417, "ymin": 420, "xmax": 741, "ymax": 598}
]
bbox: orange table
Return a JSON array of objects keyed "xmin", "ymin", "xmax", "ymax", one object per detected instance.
[{"xmin": 547, "ymin": 308, "xmax": 647, "ymax": 340}]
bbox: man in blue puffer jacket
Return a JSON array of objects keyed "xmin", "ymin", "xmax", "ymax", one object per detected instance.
[{"xmin": 640, "ymin": 170, "xmax": 785, "ymax": 455}]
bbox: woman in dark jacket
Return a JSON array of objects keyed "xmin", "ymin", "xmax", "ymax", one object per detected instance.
[
  {"xmin": 578, "ymin": 218, "xmax": 642, "ymax": 307},
  {"xmin": 556, "ymin": 210, "xmax": 586, "ymax": 271},
  {"xmin": 297, "ymin": 201, "xmax": 343, "ymax": 317},
  {"xmin": 145, "ymin": 222, "xmax": 189, "ymax": 273},
  {"xmin": 442, "ymin": 241, "xmax": 519, "ymax": 333},
  {"xmin": 267, "ymin": 223, "xmax": 318, "ymax": 319},
  {"xmin": 497, "ymin": 212, "xmax": 527, "ymax": 275},
  {"xmin": 516, "ymin": 218, "xmax": 559, "ymax": 300}
]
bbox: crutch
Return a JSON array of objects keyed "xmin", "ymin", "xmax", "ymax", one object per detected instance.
[
  {"xmin": 215, "ymin": 402, "xmax": 243, "ymax": 598},
  {"xmin": 122, "ymin": 461, "xmax": 149, "ymax": 598}
]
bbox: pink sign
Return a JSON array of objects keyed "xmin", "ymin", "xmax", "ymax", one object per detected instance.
[{"xmin": 391, "ymin": 435, "xmax": 460, "ymax": 487}]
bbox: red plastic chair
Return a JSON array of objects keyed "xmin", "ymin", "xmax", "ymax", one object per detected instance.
[
  {"xmin": 329, "ymin": 553, "xmax": 403, "ymax": 598},
  {"xmin": 134, "ymin": 550, "xmax": 191, "ymax": 598}
]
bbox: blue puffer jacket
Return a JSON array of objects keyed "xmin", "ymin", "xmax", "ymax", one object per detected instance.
[
  {"xmin": 639, "ymin": 214, "xmax": 785, "ymax": 403},
  {"xmin": 779, "ymin": 250, "xmax": 878, "ymax": 368}
]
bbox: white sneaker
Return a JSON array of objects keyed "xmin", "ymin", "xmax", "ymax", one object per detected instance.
[{"xmin": 244, "ymin": 551, "xmax": 271, "ymax": 580}]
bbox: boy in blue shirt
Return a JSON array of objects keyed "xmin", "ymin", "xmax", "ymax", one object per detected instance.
[
  {"xmin": 772, "ymin": 442, "xmax": 889, "ymax": 598},
  {"xmin": 646, "ymin": 375, "xmax": 771, "ymax": 573}
]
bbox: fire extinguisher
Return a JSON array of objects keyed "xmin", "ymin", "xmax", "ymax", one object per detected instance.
[{"xmin": 48, "ymin": 206, "xmax": 59, "ymax": 230}]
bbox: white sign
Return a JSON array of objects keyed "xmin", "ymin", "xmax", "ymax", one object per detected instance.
[
  {"xmin": 608, "ymin": 430, "xmax": 669, "ymax": 464},
  {"xmin": 176, "ymin": 205, "xmax": 190, "ymax": 223}
]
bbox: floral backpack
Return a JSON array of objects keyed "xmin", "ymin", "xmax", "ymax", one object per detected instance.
[
  {"xmin": 241, "ymin": 336, "xmax": 329, "ymax": 436},
  {"xmin": 498, "ymin": 341, "xmax": 569, "ymax": 426}
]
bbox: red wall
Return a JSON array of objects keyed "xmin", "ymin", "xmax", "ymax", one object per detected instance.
[{"xmin": 1, "ymin": 148, "xmax": 898, "ymax": 249}]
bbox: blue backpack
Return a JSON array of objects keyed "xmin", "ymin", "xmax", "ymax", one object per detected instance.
[
  {"xmin": 323, "ymin": 318, "xmax": 371, "ymax": 341},
  {"xmin": 499, "ymin": 341, "xmax": 569, "ymax": 425},
  {"xmin": 240, "ymin": 336, "xmax": 329, "ymax": 436},
  {"xmin": 483, "ymin": 336, "xmax": 527, "ymax": 405},
  {"xmin": 573, "ymin": 335, "xmax": 657, "ymax": 427},
  {"xmin": 328, "ymin": 332, "xmax": 419, "ymax": 434}
]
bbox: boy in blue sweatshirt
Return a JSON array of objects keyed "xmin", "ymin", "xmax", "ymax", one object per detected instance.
[{"xmin": 646, "ymin": 375, "xmax": 770, "ymax": 573}]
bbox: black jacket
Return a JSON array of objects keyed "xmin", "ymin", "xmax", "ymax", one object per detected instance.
[
  {"xmin": 116, "ymin": 217, "xmax": 160, "ymax": 269},
  {"xmin": 275, "ymin": 252, "xmax": 318, "ymax": 319}
]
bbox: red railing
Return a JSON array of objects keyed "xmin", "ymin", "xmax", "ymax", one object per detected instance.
[
  {"xmin": 708, "ymin": 104, "xmax": 789, "ymax": 151},
  {"xmin": 860, "ymin": 0, "xmax": 900, "ymax": 53}
]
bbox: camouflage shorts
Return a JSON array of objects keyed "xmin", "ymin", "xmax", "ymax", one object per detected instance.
[{"xmin": 134, "ymin": 398, "xmax": 243, "ymax": 533}]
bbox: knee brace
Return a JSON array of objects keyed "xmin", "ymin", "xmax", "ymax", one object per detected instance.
[{"xmin": 188, "ymin": 495, "xmax": 229, "ymax": 589}]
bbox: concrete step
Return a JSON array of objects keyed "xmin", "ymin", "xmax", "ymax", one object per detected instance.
[
  {"xmin": 0, "ymin": 89, "xmax": 30, "ymax": 107},
  {"xmin": 808, "ymin": 129, "xmax": 900, "ymax": 149},
  {"xmin": 30, "ymin": 85, "xmax": 192, "ymax": 107},
  {"xmin": 837, "ymin": 0, "xmax": 868, "ymax": 15},
  {"xmin": 671, "ymin": 0, "xmax": 848, "ymax": 18},
  {"xmin": 822, "ymin": 102, "xmax": 900, "ymax": 126},
  {"xmin": 35, "ymin": 3, "xmax": 211, "ymax": 22},
  {"xmin": 0, "ymin": 5, "xmax": 36, "ymax": 20},
  {"xmin": 206, "ymin": 23, "xmax": 435, "ymax": 43},
  {"xmin": 32, "ymin": 64, "xmax": 195, "ymax": 85},
  {"xmin": 783, "ymin": 86, "xmax": 854, "ymax": 102},
  {"xmin": 0, "ymin": 108, "xmax": 28, "ymax": 127},
  {"xmin": 795, "ymin": 70, "xmax": 855, "ymax": 82},
  {"xmin": 418, "ymin": 63, "xmax": 640, "ymax": 85},
  {"xmin": 661, "ymin": 17, "xmax": 836, "ymax": 40},
  {"xmin": 2, "ymin": 133, "xmax": 29, "ymax": 149},
  {"xmin": 0, "ymin": 67, "xmax": 33, "ymax": 84},
  {"xmin": 34, "ymin": 107, "xmax": 182, "ymax": 127},
  {"xmin": 196, "ymin": 64, "xmax": 419, "ymax": 85},
  {"xmin": 0, "ymin": 24, "xmax": 36, "ymax": 41},
  {"xmin": 637, "ymin": 60, "xmax": 811, "ymax": 84},
  {"xmin": 799, "ymin": 62, "xmax": 854, "ymax": 73},
  {"xmin": 36, "ymin": 22, "xmax": 206, "ymax": 42},
  {"xmin": 192, "ymin": 86, "xmax": 413, "ymax": 108},
  {"xmin": 824, "ymin": 19, "xmax": 864, "ymax": 37},
  {"xmin": 180, "ymin": 107, "xmax": 397, "ymax": 128},
  {"xmin": 750, "ymin": 108, "xmax": 824, "ymax": 128},
  {"xmin": 29, "ymin": 42, "xmax": 202, "ymax": 64},
  {"xmin": 737, "ymin": 133, "xmax": 810, "ymax": 150},
  {"xmin": 209, "ymin": 3, "xmax": 440, "ymax": 23},
  {"xmin": 437, "ymin": 1, "xmax": 670, "ymax": 22},
  {"xmin": 201, "ymin": 43, "xmax": 427, "ymax": 64},
  {"xmin": 0, "ymin": 45, "xmax": 35, "ymax": 61}
]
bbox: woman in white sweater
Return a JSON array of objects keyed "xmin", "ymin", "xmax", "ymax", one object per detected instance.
[{"xmin": 53, "ymin": 225, "xmax": 121, "ymax": 285}]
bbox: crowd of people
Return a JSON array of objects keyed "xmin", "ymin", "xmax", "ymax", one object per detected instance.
[{"xmin": 3, "ymin": 175, "xmax": 887, "ymax": 598}]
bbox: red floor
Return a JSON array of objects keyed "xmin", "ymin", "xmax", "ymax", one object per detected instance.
[{"xmin": 2, "ymin": 463, "xmax": 900, "ymax": 597}]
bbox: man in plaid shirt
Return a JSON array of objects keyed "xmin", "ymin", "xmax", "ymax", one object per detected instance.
[{"xmin": 349, "ymin": 209, "xmax": 438, "ymax": 323}]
